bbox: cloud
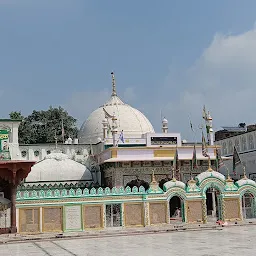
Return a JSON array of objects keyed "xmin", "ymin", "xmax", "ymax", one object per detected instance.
[
  {"xmin": 159, "ymin": 26, "xmax": 256, "ymax": 140},
  {"xmin": 65, "ymin": 26, "xmax": 256, "ymax": 140}
]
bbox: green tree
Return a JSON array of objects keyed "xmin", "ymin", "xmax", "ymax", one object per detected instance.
[
  {"xmin": 9, "ymin": 111, "xmax": 24, "ymax": 120},
  {"xmin": 12, "ymin": 106, "xmax": 78, "ymax": 144}
]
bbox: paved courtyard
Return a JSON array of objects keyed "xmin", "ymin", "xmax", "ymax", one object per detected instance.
[{"xmin": 0, "ymin": 226, "xmax": 255, "ymax": 256}]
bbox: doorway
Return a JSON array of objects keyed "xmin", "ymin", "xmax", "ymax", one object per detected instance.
[
  {"xmin": 242, "ymin": 193, "xmax": 256, "ymax": 219},
  {"xmin": 169, "ymin": 196, "xmax": 184, "ymax": 222},
  {"xmin": 106, "ymin": 204, "xmax": 121, "ymax": 227},
  {"xmin": 0, "ymin": 178, "xmax": 11, "ymax": 233},
  {"xmin": 206, "ymin": 188, "xmax": 222, "ymax": 222}
]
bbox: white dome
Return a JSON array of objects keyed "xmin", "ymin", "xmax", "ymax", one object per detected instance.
[
  {"xmin": 79, "ymin": 94, "xmax": 154, "ymax": 144},
  {"xmin": 25, "ymin": 152, "xmax": 92, "ymax": 184},
  {"xmin": 236, "ymin": 177, "xmax": 256, "ymax": 187},
  {"xmin": 163, "ymin": 180, "xmax": 186, "ymax": 191},
  {"xmin": 195, "ymin": 170, "xmax": 226, "ymax": 184}
]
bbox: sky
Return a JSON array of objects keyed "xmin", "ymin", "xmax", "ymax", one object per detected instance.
[{"xmin": 1, "ymin": 0, "xmax": 256, "ymax": 140}]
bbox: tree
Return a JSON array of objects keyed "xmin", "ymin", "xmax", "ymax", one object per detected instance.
[
  {"xmin": 11, "ymin": 106, "xmax": 78, "ymax": 144},
  {"xmin": 9, "ymin": 111, "xmax": 24, "ymax": 120}
]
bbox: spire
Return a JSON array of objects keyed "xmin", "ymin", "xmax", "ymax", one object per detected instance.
[
  {"xmin": 111, "ymin": 71, "xmax": 117, "ymax": 96},
  {"xmin": 243, "ymin": 165, "xmax": 248, "ymax": 179},
  {"xmin": 171, "ymin": 166, "xmax": 176, "ymax": 181}
]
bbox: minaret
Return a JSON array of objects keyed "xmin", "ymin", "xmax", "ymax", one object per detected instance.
[
  {"xmin": 162, "ymin": 117, "xmax": 168, "ymax": 133},
  {"xmin": 207, "ymin": 111, "xmax": 214, "ymax": 146},
  {"xmin": 111, "ymin": 113, "xmax": 118, "ymax": 147},
  {"xmin": 203, "ymin": 106, "xmax": 214, "ymax": 146},
  {"xmin": 111, "ymin": 71, "xmax": 117, "ymax": 96}
]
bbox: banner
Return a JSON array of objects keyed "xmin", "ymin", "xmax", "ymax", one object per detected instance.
[{"xmin": 0, "ymin": 130, "xmax": 11, "ymax": 160}]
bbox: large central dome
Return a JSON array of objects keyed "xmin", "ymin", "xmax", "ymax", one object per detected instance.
[{"xmin": 79, "ymin": 73, "xmax": 154, "ymax": 144}]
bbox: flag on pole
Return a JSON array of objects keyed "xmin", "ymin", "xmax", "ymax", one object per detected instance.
[
  {"xmin": 118, "ymin": 130, "xmax": 124, "ymax": 143},
  {"xmin": 202, "ymin": 132, "xmax": 209, "ymax": 157},
  {"xmin": 215, "ymin": 146, "xmax": 224, "ymax": 170},
  {"xmin": 192, "ymin": 144, "xmax": 197, "ymax": 170},
  {"xmin": 61, "ymin": 119, "xmax": 65, "ymax": 143},
  {"xmin": 190, "ymin": 120, "xmax": 194, "ymax": 132},
  {"xmin": 233, "ymin": 146, "xmax": 241, "ymax": 175}
]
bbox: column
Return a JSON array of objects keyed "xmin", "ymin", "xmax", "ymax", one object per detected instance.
[
  {"xmin": 212, "ymin": 189, "xmax": 216, "ymax": 218},
  {"xmin": 10, "ymin": 184, "xmax": 17, "ymax": 233}
]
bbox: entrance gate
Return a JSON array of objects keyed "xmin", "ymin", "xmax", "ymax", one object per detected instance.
[
  {"xmin": 242, "ymin": 193, "xmax": 256, "ymax": 219},
  {"xmin": 106, "ymin": 204, "xmax": 121, "ymax": 227}
]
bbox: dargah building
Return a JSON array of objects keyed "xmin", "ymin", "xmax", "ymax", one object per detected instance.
[{"xmin": 0, "ymin": 73, "xmax": 256, "ymax": 234}]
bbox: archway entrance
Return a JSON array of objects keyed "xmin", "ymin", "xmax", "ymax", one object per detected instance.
[
  {"xmin": 169, "ymin": 196, "xmax": 184, "ymax": 222},
  {"xmin": 0, "ymin": 178, "xmax": 11, "ymax": 233},
  {"xmin": 242, "ymin": 193, "xmax": 256, "ymax": 219},
  {"xmin": 206, "ymin": 188, "xmax": 222, "ymax": 222}
]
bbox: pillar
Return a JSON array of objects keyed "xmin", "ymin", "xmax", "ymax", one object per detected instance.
[
  {"xmin": 10, "ymin": 184, "xmax": 17, "ymax": 233},
  {"xmin": 211, "ymin": 189, "xmax": 216, "ymax": 218}
]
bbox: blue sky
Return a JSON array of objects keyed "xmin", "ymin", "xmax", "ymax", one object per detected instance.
[{"xmin": 1, "ymin": 0, "xmax": 256, "ymax": 140}]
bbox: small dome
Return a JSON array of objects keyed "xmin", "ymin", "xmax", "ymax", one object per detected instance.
[
  {"xmin": 162, "ymin": 118, "xmax": 168, "ymax": 124},
  {"xmin": 195, "ymin": 170, "xmax": 225, "ymax": 184},
  {"xmin": 236, "ymin": 177, "xmax": 256, "ymax": 187},
  {"xmin": 26, "ymin": 152, "xmax": 92, "ymax": 184},
  {"xmin": 163, "ymin": 179, "xmax": 186, "ymax": 191}
]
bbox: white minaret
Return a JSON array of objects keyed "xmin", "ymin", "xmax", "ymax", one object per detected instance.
[
  {"xmin": 203, "ymin": 106, "xmax": 214, "ymax": 146},
  {"xmin": 111, "ymin": 113, "xmax": 118, "ymax": 147},
  {"xmin": 207, "ymin": 112, "xmax": 214, "ymax": 146},
  {"xmin": 162, "ymin": 117, "xmax": 168, "ymax": 133},
  {"xmin": 102, "ymin": 118, "xmax": 108, "ymax": 140}
]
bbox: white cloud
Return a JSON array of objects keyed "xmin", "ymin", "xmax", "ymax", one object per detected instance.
[
  {"xmin": 161, "ymin": 26, "xmax": 256, "ymax": 140},
  {"xmin": 65, "ymin": 26, "xmax": 256, "ymax": 139}
]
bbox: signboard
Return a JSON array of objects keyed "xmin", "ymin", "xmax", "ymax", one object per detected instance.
[
  {"xmin": 150, "ymin": 136, "xmax": 177, "ymax": 146},
  {"xmin": 0, "ymin": 130, "xmax": 11, "ymax": 160}
]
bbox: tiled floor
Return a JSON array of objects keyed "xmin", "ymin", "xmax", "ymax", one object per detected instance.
[{"xmin": 1, "ymin": 226, "xmax": 256, "ymax": 256}]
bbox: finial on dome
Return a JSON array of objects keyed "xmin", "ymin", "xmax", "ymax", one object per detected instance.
[
  {"xmin": 225, "ymin": 165, "xmax": 233, "ymax": 182},
  {"xmin": 171, "ymin": 166, "xmax": 176, "ymax": 181},
  {"xmin": 111, "ymin": 71, "xmax": 117, "ymax": 96},
  {"xmin": 243, "ymin": 165, "xmax": 248, "ymax": 179},
  {"xmin": 207, "ymin": 156, "xmax": 213, "ymax": 172},
  {"xmin": 152, "ymin": 169, "xmax": 156, "ymax": 183}
]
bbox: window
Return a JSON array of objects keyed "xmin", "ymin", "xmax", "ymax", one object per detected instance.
[
  {"xmin": 248, "ymin": 134, "xmax": 254, "ymax": 150},
  {"xmin": 241, "ymin": 137, "xmax": 247, "ymax": 151},
  {"xmin": 235, "ymin": 139, "xmax": 240, "ymax": 151},
  {"xmin": 222, "ymin": 142, "xmax": 227, "ymax": 155},
  {"xmin": 228, "ymin": 141, "xmax": 233, "ymax": 154},
  {"xmin": 46, "ymin": 150, "xmax": 51, "ymax": 155},
  {"xmin": 34, "ymin": 150, "xmax": 40, "ymax": 157},
  {"xmin": 21, "ymin": 151, "xmax": 27, "ymax": 158}
]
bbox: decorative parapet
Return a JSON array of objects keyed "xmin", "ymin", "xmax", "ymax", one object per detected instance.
[{"xmin": 16, "ymin": 186, "xmax": 148, "ymax": 200}]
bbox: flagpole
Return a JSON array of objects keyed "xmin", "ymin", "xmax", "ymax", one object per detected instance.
[{"xmin": 61, "ymin": 119, "xmax": 65, "ymax": 144}]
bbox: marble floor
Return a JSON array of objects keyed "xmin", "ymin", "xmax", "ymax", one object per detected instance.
[{"xmin": 1, "ymin": 226, "xmax": 256, "ymax": 256}]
